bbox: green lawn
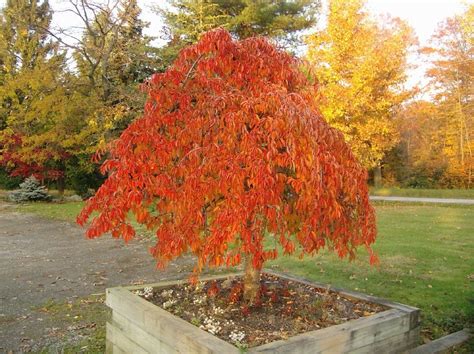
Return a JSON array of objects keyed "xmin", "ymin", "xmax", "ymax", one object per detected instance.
[
  {"xmin": 16, "ymin": 201, "xmax": 85, "ymax": 221},
  {"xmin": 4, "ymin": 186, "xmax": 473, "ymax": 201},
  {"xmin": 7, "ymin": 200, "xmax": 474, "ymax": 346},
  {"xmin": 35, "ymin": 295, "xmax": 108, "ymax": 353},
  {"xmin": 15, "ymin": 201, "xmax": 154, "ymax": 237},
  {"xmin": 370, "ymin": 187, "xmax": 474, "ymax": 199},
  {"xmin": 268, "ymin": 204, "xmax": 474, "ymax": 341}
]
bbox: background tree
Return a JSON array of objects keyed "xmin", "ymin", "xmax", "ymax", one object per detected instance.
[
  {"xmin": 78, "ymin": 30, "xmax": 377, "ymax": 304},
  {"xmin": 0, "ymin": 0, "xmax": 156, "ymax": 194},
  {"xmin": 0, "ymin": 56, "xmax": 82, "ymax": 188},
  {"xmin": 305, "ymin": 0, "xmax": 415, "ymax": 186},
  {"xmin": 0, "ymin": 0, "xmax": 53, "ymax": 73},
  {"xmin": 156, "ymin": 0, "xmax": 320, "ymax": 67},
  {"xmin": 0, "ymin": 0, "xmax": 74, "ymax": 189},
  {"xmin": 61, "ymin": 0, "xmax": 158, "ymax": 134},
  {"xmin": 9, "ymin": 175, "xmax": 51, "ymax": 202},
  {"xmin": 422, "ymin": 4, "xmax": 473, "ymax": 188},
  {"xmin": 383, "ymin": 101, "xmax": 448, "ymax": 187},
  {"xmin": 1, "ymin": 0, "xmax": 162, "ymax": 194},
  {"xmin": 0, "ymin": 0, "xmax": 53, "ymax": 133}
]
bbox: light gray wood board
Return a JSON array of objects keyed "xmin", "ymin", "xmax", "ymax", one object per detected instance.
[
  {"xmin": 106, "ymin": 287, "xmax": 239, "ymax": 354},
  {"xmin": 249, "ymin": 309, "xmax": 414, "ymax": 353},
  {"xmin": 409, "ymin": 329, "xmax": 472, "ymax": 354}
]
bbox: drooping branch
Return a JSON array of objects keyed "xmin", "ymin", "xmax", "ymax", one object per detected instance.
[{"xmin": 78, "ymin": 30, "xmax": 377, "ymax": 303}]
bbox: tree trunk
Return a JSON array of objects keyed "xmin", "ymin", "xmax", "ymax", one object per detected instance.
[
  {"xmin": 373, "ymin": 165, "xmax": 382, "ymax": 188},
  {"xmin": 243, "ymin": 254, "xmax": 261, "ymax": 304},
  {"xmin": 57, "ymin": 176, "xmax": 65, "ymax": 198}
]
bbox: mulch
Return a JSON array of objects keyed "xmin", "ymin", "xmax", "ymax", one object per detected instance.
[{"xmin": 141, "ymin": 273, "xmax": 387, "ymax": 348}]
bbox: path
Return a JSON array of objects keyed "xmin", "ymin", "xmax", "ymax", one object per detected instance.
[
  {"xmin": 369, "ymin": 196, "xmax": 474, "ymax": 205},
  {"xmin": 0, "ymin": 205, "xmax": 195, "ymax": 352}
]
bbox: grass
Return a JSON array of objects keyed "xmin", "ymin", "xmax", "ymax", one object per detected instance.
[
  {"xmin": 34, "ymin": 295, "xmax": 108, "ymax": 353},
  {"xmin": 3, "ymin": 187, "xmax": 473, "ymax": 204},
  {"xmin": 6, "ymin": 200, "xmax": 474, "ymax": 349},
  {"xmin": 16, "ymin": 201, "xmax": 85, "ymax": 222},
  {"xmin": 0, "ymin": 188, "xmax": 77, "ymax": 200},
  {"xmin": 370, "ymin": 187, "xmax": 474, "ymax": 199},
  {"xmin": 13, "ymin": 201, "xmax": 156, "ymax": 238},
  {"xmin": 268, "ymin": 204, "xmax": 474, "ymax": 342}
]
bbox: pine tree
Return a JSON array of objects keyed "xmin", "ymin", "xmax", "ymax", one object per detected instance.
[
  {"xmin": 107, "ymin": 0, "xmax": 159, "ymax": 127},
  {"xmin": 9, "ymin": 175, "xmax": 51, "ymax": 202},
  {"xmin": 156, "ymin": 0, "xmax": 319, "ymax": 67},
  {"xmin": 228, "ymin": 0, "xmax": 319, "ymax": 41},
  {"xmin": 158, "ymin": 0, "xmax": 231, "ymax": 45}
]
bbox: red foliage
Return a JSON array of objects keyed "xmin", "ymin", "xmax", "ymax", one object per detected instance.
[
  {"xmin": 207, "ymin": 281, "xmax": 220, "ymax": 298},
  {"xmin": 228, "ymin": 283, "xmax": 243, "ymax": 304},
  {"xmin": 241, "ymin": 305, "xmax": 250, "ymax": 317},
  {"xmin": 78, "ymin": 29, "xmax": 377, "ymax": 277},
  {"xmin": 0, "ymin": 132, "xmax": 65, "ymax": 182},
  {"xmin": 270, "ymin": 291, "xmax": 279, "ymax": 304}
]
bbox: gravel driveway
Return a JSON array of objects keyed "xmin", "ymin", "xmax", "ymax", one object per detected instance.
[{"xmin": 0, "ymin": 204, "xmax": 194, "ymax": 352}]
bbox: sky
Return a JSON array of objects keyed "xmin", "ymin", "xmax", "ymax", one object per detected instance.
[
  {"xmin": 365, "ymin": 0, "xmax": 470, "ymax": 89},
  {"xmin": 0, "ymin": 0, "xmax": 471, "ymax": 87},
  {"xmin": 366, "ymin": 0, "xmax": 469, "ymax": 44}
]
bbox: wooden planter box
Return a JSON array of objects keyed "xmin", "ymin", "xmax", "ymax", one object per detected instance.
[{"xmin": 105, "ymin": 271, "xmax": 420, "ymax": 353}]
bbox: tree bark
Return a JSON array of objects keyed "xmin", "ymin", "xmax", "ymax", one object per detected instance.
[
  {"xmin": 243, "ymin": 254, "xmax": 261, "ymax": 305},
  {"xmin": 57, "ymin": 176, "xmax": 65, "ymax": 198},
  {"xmin": 373, "ymin": 165, "xmax": 382, "ymax": 188}
]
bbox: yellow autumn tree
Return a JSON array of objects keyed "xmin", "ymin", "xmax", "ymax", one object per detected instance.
[
  {"xmin": 389, "ymin": 101, "xmax": 448, "ymax": 187},
  {"xmin": 0, "ymin": 0, "xmax": 108, "ymax": 193},
  {"xmin": 423, "ymin": 4, "xmax": 473, "ymax": 188},
  {"xmin": 306, "ymin": 0, "xmax": 415, "ymax": 183},
  {"xmin": 0, "ymin": 0, "xmax": 157, "ymax": 194}
]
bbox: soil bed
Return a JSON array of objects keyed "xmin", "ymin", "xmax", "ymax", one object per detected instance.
[{"xmin": 139, "ymin": 273, "xmax": 388, "ymax": 348}]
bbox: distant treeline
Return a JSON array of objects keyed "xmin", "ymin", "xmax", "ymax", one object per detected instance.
[{"xmin": 0, "ymin": 0, "xmax": 472, "ymax": 194}]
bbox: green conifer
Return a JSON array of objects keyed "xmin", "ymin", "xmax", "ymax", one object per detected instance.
[{"xmin": 9, "ymin": 175, "xmax": 51, "ymax": 202}]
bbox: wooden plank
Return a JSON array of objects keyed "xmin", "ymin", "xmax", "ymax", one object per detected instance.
[
  {"xmin": 106, "ymin": 287, "xmax": 239, "ymax": 354},
  {"xmin": 250, "ymin": 309, "xmax": 411, "ymax": 353},
  {"xmin": 123, "ymin": 272, "xmax": 243, "ymax": 292},
  {"xmin": 352, "ymin": 326, "xmax": 420, "ymax": 354},
  {"xmin": 105, "ymin": 339, "xmax": 113, "ymax": 354},
  {"xmin": 111, "ymin": 344, "xmax": 127, "ymax": 354},
  {"xmin": 111, "ymin": 311, "xmax": 176, "ymax": 353},
  {"xmin": 106, "ymin": 271, "xmax": 419, "ymax": 353},
  {"xmin": 107, "ymin": 322, "xmax": 148, "ymax": 354},
  {"xmin": 409, "ymin": 329, "xmax": 472, "ymax": 354},
  {"xmin": 106, "ymin": 343, "xmax": 126, "ymax": 354}
]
